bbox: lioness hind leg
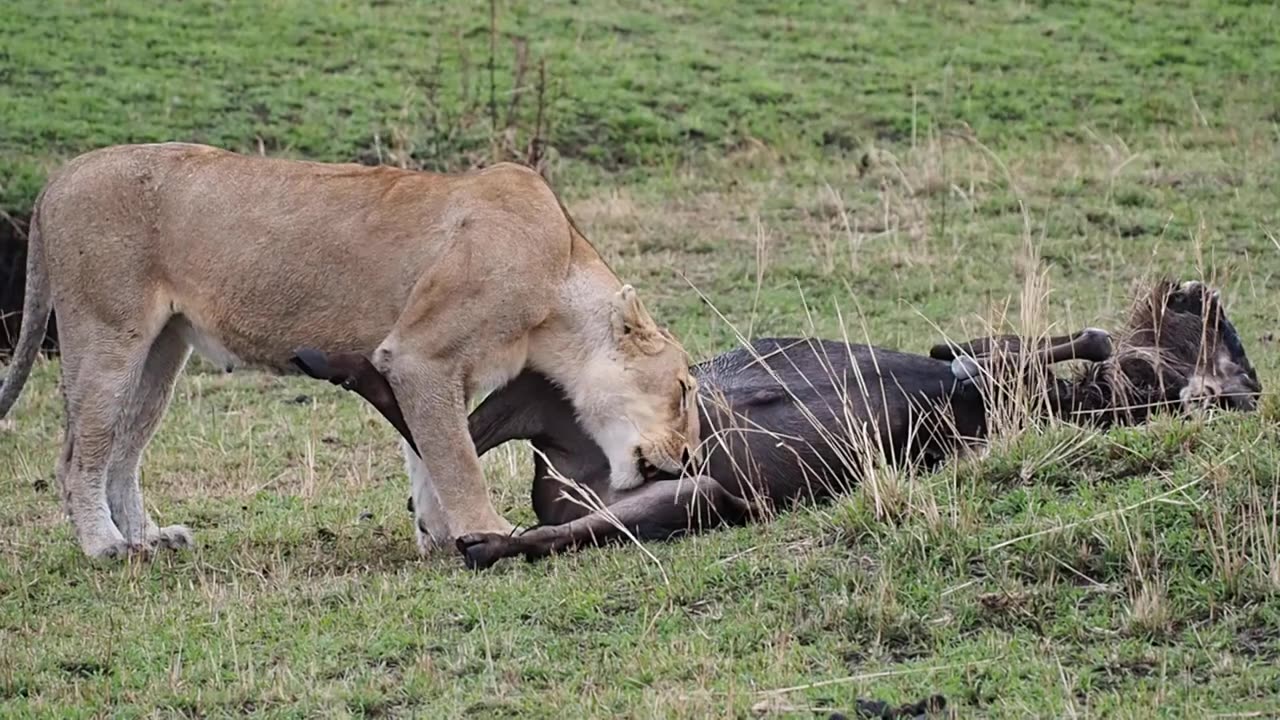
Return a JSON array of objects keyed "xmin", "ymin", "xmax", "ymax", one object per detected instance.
[
  {"xmin": 57, "ymin": 343, "xmax": 146, "ymax": 560},
  {"xmin": 54, "ymin": 351, "xmax": 85, "ymax": 521},
  {"xmin": 104, "ymin": 321, "xmax": 194, "ymax": 551}
]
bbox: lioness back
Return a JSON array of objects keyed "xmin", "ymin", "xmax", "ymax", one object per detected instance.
[{"xmin": 37, "ymin": 143, "xmax": 572, "ymax": 372}]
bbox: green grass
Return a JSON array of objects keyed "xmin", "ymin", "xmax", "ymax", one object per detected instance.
[{"xmin": 4, "ymin": 0, "xmax": 1280, "ymax": 717}]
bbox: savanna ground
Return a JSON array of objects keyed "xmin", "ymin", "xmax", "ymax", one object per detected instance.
[{"xmin": 3, "ymin": 1, "xmax": 1280, "ymax": 717}]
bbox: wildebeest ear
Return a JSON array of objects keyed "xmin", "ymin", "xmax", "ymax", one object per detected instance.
[{"xmin": 610, "ymin": 285, "xmax": 666, "ymax": 355}]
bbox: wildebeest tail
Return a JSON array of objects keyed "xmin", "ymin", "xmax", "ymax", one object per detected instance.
[{"xmin": 0, "ymin": 196, "xmax": 53, "ymax": 419}]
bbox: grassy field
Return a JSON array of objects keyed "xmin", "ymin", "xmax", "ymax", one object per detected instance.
[{"xmin": 4, "ymin": 1, "xmax": 1280, "ymax": 717}]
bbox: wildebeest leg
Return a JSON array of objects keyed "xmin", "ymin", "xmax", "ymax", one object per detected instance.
[
  {"xmin": 1042, "ymin": 328, "xmax": 1113, "ymax": 364},
  {"xmin": 291, "ymin": 349, "xmax": 419, "ymax": 455},
  {"xmin": 930, "ymin": 331, "xmax": 1082, "ymax": 361},
  {"xmin": 455, "ymin": 475, "xmax": 754, "ymax": 570},
  {"xmin": 468, "ymin": 370, "xmax": 556, "ymax": 456},
  {"xmin": 932, "ymin": 327, "xmax": 1113, "ymax": 364},
  {"xmin": 950, "ymin": 328, "xmax": 1114, "ymax": 382},
  {"xmin": 293, "ymin": 351, "xmax": 550, "ymax": 458}
]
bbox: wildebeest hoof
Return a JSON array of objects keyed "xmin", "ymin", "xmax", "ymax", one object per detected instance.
[
  {"xmin": 456, "ymin": 533, "xmax": 516, "ymax": 570},
  {"xmin": 291, "ymin": 348, "xmax": 357, "ymax": 390},
  {"xmin": 290, "ymin": 347, "xmax": 331, "ymax": 378},
  {"xmin": 1077, "ymin": 327, "xmax": 1113, "ymax": 361},
  {"xmin": 951, "ymin": 355, "xmax": 982, "ymax": 383}
]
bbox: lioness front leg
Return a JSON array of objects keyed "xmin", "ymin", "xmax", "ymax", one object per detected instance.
[
  {"xmin": 288, "ymin": 347, "xmax": 475, "ymax": 554},
  {"xmin": 402, "ymin": 441, "xmax": 455, "ymax": 555},
  {"xmin": 379, "ymin": 352, "xmax": 514, "ymax": 551}
]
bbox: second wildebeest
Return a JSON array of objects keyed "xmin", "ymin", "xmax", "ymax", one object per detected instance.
[{"xmin": 293, "ymin": 279, "xmax": 1260, "ymax": 569}]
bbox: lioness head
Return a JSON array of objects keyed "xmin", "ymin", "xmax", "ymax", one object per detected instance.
[{"xmin": 595, "ymin": 285, "xmax": 701, "ymax": 490}]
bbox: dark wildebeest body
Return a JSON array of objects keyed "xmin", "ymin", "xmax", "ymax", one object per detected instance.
[
  {"xmin": 298, "ymin": 337, "xmax": 1007, "ymax": 567},
  {"xmin": 480, "ymin": 339, "xmax": 988, "ymax": 521},
  {"xmin": 292, "ymin": 279, "xmax": 1260, "ymax": 569},
  {"xmin": 295, "ymin": 326, "xmax": 1114, "ymax": 567}
]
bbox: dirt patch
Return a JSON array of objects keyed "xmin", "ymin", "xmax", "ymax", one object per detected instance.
[
  {"xmin": 57, "ymin": 659, "xmax": 110, "ymax": 678},
  {"xmin": 1087, "ymin": 656, "xmax": 1156, "ymax": 694},
  {"xmin": 1237, "ymin": 625, "xmax": 1280, "ymax": 662}
]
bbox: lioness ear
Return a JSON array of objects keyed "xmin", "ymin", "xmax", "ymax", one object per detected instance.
[{"xmin": 611, "ymin": 285, "xmax": 665, "ymax": 355}]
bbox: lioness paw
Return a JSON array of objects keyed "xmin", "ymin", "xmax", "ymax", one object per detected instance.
[
  {"xmin": 415, "ymin": 521, "xmax": 445, "ymax": 557},
  {"xmin": 83, "ymin": 536, "xmax": 133, "ymax": 562},
  {"xmin": 157, "ymin": 524, "xmax": 195, "ymax": 551}
]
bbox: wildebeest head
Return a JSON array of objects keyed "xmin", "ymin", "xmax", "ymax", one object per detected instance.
[
  {"xmin": 1113, "ymin": 279, "xmax": 1261, "ymax": 412},
  {"xmin": 929, "ymin": 278, "xmax": 1260, "ymax": 426}
]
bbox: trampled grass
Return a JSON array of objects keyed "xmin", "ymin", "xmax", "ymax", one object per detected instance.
[{"xmin": 3, "ymin": 1, "xmax": 1280, "ymax": 717}]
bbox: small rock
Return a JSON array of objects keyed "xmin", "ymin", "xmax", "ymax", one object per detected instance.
[
  {"xmin": 358, "ymin": 510, "xmax": 374, "ymax": 522},
  {"xmin": 291, "ymin": 394, "xmax": 312, "ymax": 404}
]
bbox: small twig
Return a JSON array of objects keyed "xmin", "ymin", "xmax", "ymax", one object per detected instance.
[
  {"xmin": 713, "ymin": 545, "xmax": 759, "ymax": 566},
  {"xmin": 530, "ymin": 58, "xmax": 547, "ymax": 171},
  {"xmin": 488, "ymin": 0, "xmax": 498, "ymax": 142},
  {"xmin": 505, "ymin": 36, "xmax": 529, "ymax": 130},
  {"xmin": 754, "ymin": 658, "xmax": 1000, "ymax": 697}
]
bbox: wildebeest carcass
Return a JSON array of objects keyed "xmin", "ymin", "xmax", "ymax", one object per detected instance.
[{"xmin": 292, "ymin": 279, "xmax": 1260, "ymax": 569}]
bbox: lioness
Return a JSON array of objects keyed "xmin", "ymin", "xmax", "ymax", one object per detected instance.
[{"xmin": 0, "ymin": 142, "xmax": 700, "ymax": 562}]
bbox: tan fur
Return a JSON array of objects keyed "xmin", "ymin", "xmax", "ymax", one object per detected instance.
[{"xmin": 0, "ymin": 142, "xmax": 699, "ymax": 561}]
